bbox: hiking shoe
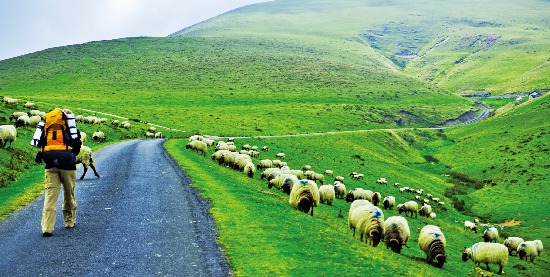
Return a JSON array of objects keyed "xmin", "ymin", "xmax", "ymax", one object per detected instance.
[{"xmin": 42, "ymin": 232, "xmax": 52, "ymax": 237}]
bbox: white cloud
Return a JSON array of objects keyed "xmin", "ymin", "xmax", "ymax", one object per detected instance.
[{"xmin": 0, "ymin": 0, "xmax": 269, "ymax": 61}]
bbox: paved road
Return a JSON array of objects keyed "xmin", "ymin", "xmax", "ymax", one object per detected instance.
[{"xmin": 0, "ymin": 139, "xmax": 231, "ymax": 277}]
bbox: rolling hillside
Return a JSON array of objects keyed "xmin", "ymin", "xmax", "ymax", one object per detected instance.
[{"xmin": 0, "ymin": 0, "xmax": 549, "ymax": 276}]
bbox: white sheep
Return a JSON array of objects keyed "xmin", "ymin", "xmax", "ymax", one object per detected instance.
[
  {"xmin": 517, "ymin": 241, "xmax": 538, "ymax": 262},
  {"xmin": 145, "ymin": 131, "xmax": 155, "ymax": 138},
  {"xmin": 76, "ymin": 145, "xmax": 100, "ymax": 179},
  {"xmin": 482, "ymin": 227, "xmax": 499, "ymax": 243},
  {"xmin": 289, "ymin": 179, "xmax": 320, "ymax": 216},
  {"xmin": 79, "ymin": 132, "xmax": 87, "ymax": 144},
  {"xmin": 348, "ymin": 200, "xmax": 384, "ymax": 246},
  {"xmin": 186, "ymin": 140, "xmax": 208, "ymax": 156},
  {"xmin": 333, "ymin": 181, "xmax": 346, "ymax": 199},
  {"xmin": 348, "ymin": 199, "xmax": 372, "ymax": 235},
  {"xmin": 429, "ymin": 212, "xmax": 436, "ymax": 219},
  {"xmin": 346, "ymin": 188, "xmax": 372, "ymax": 203},
  {"xmin": 9, "ymin": 111, "xmax": 27, "ymax": 121},
  {"xmin": 418, "ymin": 225, "xmax": 447, "ymax": 268},
  {"xmin": 464, "ymin": 221, "xmax": 478, "ymax": 233},
  {"xmin": 256, "ymin": 159, "xmax": 273, "ymax": 170},
  {"xmin": 276, "ymin": 152, "xmax": 285, "ymax": 159},
  {"xmin": 24, "ymin": 102, "xmax": 35, "ymax": 108},
  {"xmin": 397, "ymin": 201, "xmax": 418, "ymax": 218},
  {"xmin": 92, "ymin": 131, "xmax": 106, "ymax": 142},
  {"xmin": 376, "ymin": 177, "xmax": 388, "ymax": 185},
  {"xmin": 462, "ymin": 242, "xmax": 508, "ymax": 275},
  {"xmin": 335, "ymin": 175, "xmax": 345, "ymax": 182},
  {"xmin": 419, "ymin": 204, "xmax": 432, "ymax": 218},
  {"xmin": 0, "ymin": 125, "xmax": 17, "ymax": 148},
  {"xmin": 324, "ymin": 169, "xmax": 333, "ymax": 176},
  {"xmin": 155, "ymin": 132, "xmax": 163, "ymax": 139},
  {"xmin": 503, "ymin": 237, "xmax": 524, "ymax": 256},
  {"xmin": 318, "ymin": 185, "xmax": 336, "ymax": 205},
  {"xmin": 15, "ymin": 115, "xmax": 30, "ymax": 127},
  {"xmin": 268, "ymin": 173, "xmax": 298, "ymax": 192},
  {"xmin": 383, "ymin": 216, "xmax": 410, "ymax": 253},
  {"xmin": 533, "ymin": 239, "xmax": 543, "ymax": 256},
  {"xmin": 244, "ymin": 162, "xmax": 255, "ymax": 178},
  {"xmin": 383, "ymin": 196, "xmax": 395, "ymax": 210},
  {"xmin": 302, "ymin": 165, "xmax": 312, "ymax": 171}
]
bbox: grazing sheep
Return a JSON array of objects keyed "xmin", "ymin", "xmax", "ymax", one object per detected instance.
[
  {"xmin": 348, "ymin": 200, "xmax": 384, "ymax": 246},
  {"xmin": 244, "ymin": 162, "xmax": 255, "ymax": 178},
  {"xmin": 517, "ymin": 241, "xmax": 538, "ymax": 262},
  {"xmin": 145, "ymin": 131, "xmax": 155, "ymax": 138},
  {"xmin": 533, "ymin": 240, "xmax": 543, "ymax": 256},
  {"xmin": 418, "ymin": 225, "xmax": 447, "ymax": 268},
  {"xmin": 346, "ymin": 188, "xmax": 372, "ymax": 203},
  {"xmin": 186, "ymin": 140, "xmax": 208, "ymax": 156},
  {"xmin": 269, "ymin": 173, "xmax": 298, "ymax": 192},
  {"xmin": 482, "ymin": 227, "xmax": 499, "ymax": 243},
  {"xmin": 10, "ymin": 111, "xmax": 27, "ymax": 121},
  {"xmin": 348, "ymin": 199, "xmax": 372, "ymax": 235},
  {"xmin": 393, "ymin": 182, "xmax": 400, "ymax": 187},
  {"xmin": 319, "ymin": 185, "xmax": 336, "ymax": 205},
  {"xmin": 335, "ymin": 176, "xmax": 345, "ymax": 182},
  {"xmin": 289, "ymin": 179, "xmax": 320, "ymax": 216},
  {"xmin": 429, "ymin": 212, "xmax": 436, "ymax": 219},
  {"xmin": 324, "ymin": 169, "xmax": 333, "ymax": 176},
  {"xmin": 383, "ymin": 196, "xmax": 395, "ymax": 210},
  {"xmin": 302, "ymin": 165, "xmax": 312, "ymax": 171},
  {"xmin": 503, "ymin": 237, "xmax": 524, "ymax": 256},
  {"xmin": 397, "ymin": 201, "xmax": 418, "ymax": 218},
  {"xmin": 0, "ymin": 125, "xmax": 17, "ymax": 148},
  {"xmin": 383, "ymin": 216, "xmax": 410, "ymax": 253},
  {"xmin": 155, "ymin": 132, "xmax": 163, "ymax": 139},
  {"xmin": 333, "ymin": 181, "xmax": 346, "ymax": 199},
  {"xmin": 462, "ymin": 242, "xmax": 508, "ymax": 275},
  {"xmin": 371, "ymin": 192, "xmax": 382, "ymax": 206},
  {"xmin": 256, "ymin": 159, "xmax": 273, "ymax": 170},
  {"xmin": 92, "ymin": 131, "xmax": 106, "ymax": 142},
  {"xmin": 76, "ymin": 145, "xmax": 100, "ymax": 179},
  {"xmin": 464, "ymin": 221, "xmax": 478, "ymax": 233},
  {"xmin": 24, "ymin": 102, "xmax": 35, "ymax": 108},
  {"xmin": 474, "ymin": 218, "xmax": 480, "ymax": 225},
  {"xmin": 376, "ymin": 177, "xmax": 388, "ymax": 185},
  {"xmin": 437, "ymin": 201, "xmax": 445, "ymax": 206},
  {"xmin": 419, "ymin": 204, "xmax": 433, "ymax": 218},
  {"xmin": 276, "ymin": 152, "xmax": 285, "ymax": 159},
  {"xmin": 15, "ymin": 115, "xmax": 30, "ymax": 127},
  {"xmin": 262, "ymin": 146, "xmax": 269, "ymax": 151}
]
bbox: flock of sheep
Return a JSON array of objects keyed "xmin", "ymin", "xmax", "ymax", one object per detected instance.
[{"xmin": 186, "ymin": 135, "xmax": 544, "ymax": 275}]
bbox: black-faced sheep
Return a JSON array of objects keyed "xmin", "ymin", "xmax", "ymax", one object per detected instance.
[
  {"xmin": 92, "ymin": 131, "xmax": 106, "ymax": 142},
  {"xmin": 319, "ymin": 185, "xmax": 336, "ymax": 205},
  {"xmin": 0, "ymin": 125, "xmax": 17, "ymax": 148},
  {"xmin": 503, "ymin": 237, "xmax": 524, "ymax": 255},
  {"xmin": 289, "ymin": 179, "xmax": 320, "ymax": 216},
  {"xmin": 383, "ymin": 216, "xmax": 410, "ymax": 254},
  {"xmin": 348, "ymin": 200, "xmax": 384, "ymax": 246},
  {"xmin": 418, "ymin": 225, "xmax": 447, "ymax": 268},
  {"xmin": 334, "ymin": 181, "xmax": 346, "ymax": 199},
  {"xmin": 371, "ymin": 192, "xmax": 382, "ymax": 206},
  {"xmin": 419, "ymin": 204, "xmax": 433, "ymax": 218},
  {"xmin": 464, "ymin": 220, "xmax": 478, "ymax": 233},
  {"xmin": 376, "ymin": 177, "xmax": 388, "ymax": 185},
  {"xmin": 186, "ymin": 140, "xmax": 208, "ymax": 156},
  {"xmin": 397, "ymin": 201, "xmax": 418, "ymax": 218},
  {"xmin": 517, "ymin": 241, "xmax": 538, "ymax": 262},
  {"xmin": 462, "ymin": 242, "xmax": 508, "ymax": 275},
  {"xmin": 482, "ymin": 227, "xmax": 499, "ymax": 243},
  {"xmin": 383, "ymin": 196, "xmax": 395, "ymax": 210},
  {"xmin": 76, "ymin": 145, "xmax": 100, "ymax": 179},
  {"xmin": 244, "ymin": 162, "xmax": 255, "ymax": 178}
]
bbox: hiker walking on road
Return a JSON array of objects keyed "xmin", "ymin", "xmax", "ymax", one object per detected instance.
[{"xmin": 34, "ymin": 108, "xmax": 82, "ymax": 237}]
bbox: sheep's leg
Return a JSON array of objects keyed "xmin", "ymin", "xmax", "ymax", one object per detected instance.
[
  {"xmin": 497, "ymin": 265, "xmax": 503, "ymax": 274},
  {"xmin": 90, "ymin": 164, "xmax": 100, "ymax": 178},
  {"xmin": 310, "ymin": 206, "xmax": 314, "ymax": 216},
  {"xmin": 80, "ymin": 166, "xmax": 88, "ymax": 180},
  {"xmin": 486, "ymin": 263, "xmax": 490, "ymax": 271}
]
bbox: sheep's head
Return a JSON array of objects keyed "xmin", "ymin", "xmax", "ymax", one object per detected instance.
[
  {"xmin": 434, "ymin": 254, "xmax": 447, "ymax": 268},
  {"xmin": 297, "ymin": 192, "xmax": 313, "ymax": 214},
  {"xmin": 386, "ymin": 238, "xmax": 402, "ymax": 253},
  {"xmin": 370, "ymin": 227, "xmax": 383, "ymax": 247},
  {"xmin": 462, "ymin": 247, "xmax": 472, "ymax": 262},
  {"xmin": 518, "ymin": 247, "xmax": 527, "ymax": 260}
]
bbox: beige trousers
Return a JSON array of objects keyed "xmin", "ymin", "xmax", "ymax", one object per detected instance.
[{"xmin": 41, "ymin": 168, "xmax": 77, "ymax": 233}]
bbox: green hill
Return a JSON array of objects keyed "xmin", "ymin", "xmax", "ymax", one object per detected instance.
[{"xmin": 0, "ymin": 0, "xmax": 548, "ymax": 275}]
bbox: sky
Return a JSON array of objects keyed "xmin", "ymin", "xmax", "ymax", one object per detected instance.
[{"xmin": 0, "ymin": 0, "xmax": 269, "ymax": 61}]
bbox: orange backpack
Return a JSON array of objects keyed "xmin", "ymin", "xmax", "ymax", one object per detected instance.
[{"xmin": 41, "ymin": 109, "xmax": 73, "ymax": 152}]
